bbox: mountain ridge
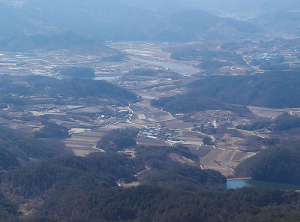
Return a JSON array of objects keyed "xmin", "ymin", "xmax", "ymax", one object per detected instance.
[{"xmin": 0, "ymin": 0, "xmax": 263, "ymax": 49}]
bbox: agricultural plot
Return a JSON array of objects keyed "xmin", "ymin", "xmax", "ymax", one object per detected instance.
[
  {"xmin": 136, "ymin": 135, "xmax": 168, "ymax": 146},
  {"xmin": 130, "ymin": 105, "xmax": 149, "ymax": 112},
  {"xmin": 200, "ymin": 147, "xmax": 235, "ymax": 176},
  {"xmin": 248, "ymin": 106, "xmax": 300, "ymax": 118},
  {"xmin": 149, "ymin": 111, "xmax": 174, "ymax": 122},
  {"xmin": 179, "ymin": 130, "xmax": 203, "ymax": 138},
  {"xmin": 68, "ymin": 106, "xmax": 102, "ymax": 113},
  {"xmin": 130, "ymin": 118, "xmax": 147, "ymax": 126},
  {"xmin": 179, "ymin": 139, "xmax": 203, "ymax": 146},
  {"xmin": 160, "ymin": 119, "xmax": 193, "ymax": 129},
  {"xmin": 190, "ymin": 146, "xmax": 213, "ymax": 158},
  {"xmin": 64, "ymin": 129, "xmax": 106, "ymax": 156},
  {"xmin": 200, "ymin": 146, "xmax": 255, "ymax": 177}
]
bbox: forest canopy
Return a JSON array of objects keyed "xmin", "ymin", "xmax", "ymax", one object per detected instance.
[
  {"xmin": 96, "ymin": 127, "xmax": 139, "ymax": 151},
  {"xmin": 0, "ymin": 75, "xmax": 139, "ymax": 106},
  {"xmin": 188, "ymin": 71, "xmax": 300, "ymax": 108},
  {"xmin": 235, "ymin": 141, "xmax": 300, "ymax": 184},
  {"xmin": 55, "ymin": 66, "xmax": 96, "ymax": 79}
]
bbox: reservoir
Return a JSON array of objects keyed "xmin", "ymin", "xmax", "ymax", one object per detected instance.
[{"xmin": 227, "ymin": 179, "xmax": 300, "ymax": 191}]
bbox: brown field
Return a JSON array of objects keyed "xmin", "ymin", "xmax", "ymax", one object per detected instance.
[
  {"xmin": 136, "ymin": 135, "xmax": 168, "ymax": 146},
  {"xmin": 160, "ymin": 119, "xmax": 193, "ymax": 129},
  {"xmin": 179, "ymin": 130, "xmax": 203, "ymax": 138},
  {"xmin": 191, "ymin": 146, "xmax": 213, "ymax": 158},
  {"xmin": 150, "ymin": 112, "xmax": 174, "ymax": 122},
  {"xmin": 248, "ymin": 106, "xmax": 300, "ymax": 118},
  {"xmin": 64, "ymin": 129, "xmax": 106, "ymax": 156},
  {"xmin": 130, "ymin": 105, "xmax": 149, "ymax": 112},
  {"xmin": 198, "ymin": 145, "xmax": 257, "ymax": 177},
  {"xmin": 232, "ymin": 151, "xmax": 248, "ymax": 161},
  {"xmin": 130, "ymin": 114, "xmax": 139, "ymax": 121}
]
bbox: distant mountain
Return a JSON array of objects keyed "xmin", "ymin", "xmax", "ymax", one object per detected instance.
[
  {"xmin": 119, "ymin": 0, "xmax": 191, "ymax": 15},
  {"xmin": 0, "ymin": 0, "xmax": 263, "ymax": 50},
  {"xmin": 188, "ymin": 0, "xmax": 300, "ymax": 38},
  {"xmin": 123, "ymin": 0, "xmax": 300, "ymax": 38},
  {"xmin": 0, "ymin": 0, "xmax": 156, "ymax": 42},
  {"xmin": 122, "ymin": 0, "xmax": 300, "ymax": 18},
  {"xmin": 249, "ymin": 10, "xmax": 300, "ymax": 38},
  {"xmin": 148, "ymin": 10, "xmax": 262, "ymax": 42}
]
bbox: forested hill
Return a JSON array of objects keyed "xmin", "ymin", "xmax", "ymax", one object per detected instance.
[
  {"xmin": 188, "ymin": 71, "xmax": 300, "ymax": 108},
  {"xmin": 1, "ymin": 152, "xmax": 300, "ymax": 221},
  {"xmin": 1, "ymin": 125, "xmax": 300, "ymax": 221},
  {"xmin": 0, "ymin": 75, "xmax": 139, "ymax": 106},
  {"xmin": 235, "ymin": 141, "xmax": 300, "ymax": 184},
  {"xmin": 0, "ymin": 125, "xmax": 71, "ymax": 170},
  {"xmin": 151, "ymin": 71, "xmax": 300, "ymax": 115}
]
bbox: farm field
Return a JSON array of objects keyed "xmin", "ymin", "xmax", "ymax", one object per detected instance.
[
  {"xmin": 1, "ymin": 42, "xmax": 299, "ymax": 178},
  {"xmin": 64, "ymin": 130, "xmax": 104, "ymax": 156}
]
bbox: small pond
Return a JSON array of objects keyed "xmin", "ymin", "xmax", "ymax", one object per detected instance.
[{"xmin": 227, "ymin": 179, "xmax": 300, "ymax": 191}]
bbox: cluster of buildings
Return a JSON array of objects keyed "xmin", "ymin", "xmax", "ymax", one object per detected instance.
[{"xmin": 140, "ymin": 126, "xmax": 179, "ymax": 141}]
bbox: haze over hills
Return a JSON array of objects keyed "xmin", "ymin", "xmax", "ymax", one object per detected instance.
[
  {"xmin": 1, "ymin": 0, "xmax": 299, "ymax": 48},
  {"xmin": 122, "ymin": 0, "xmax": 300, "ymax": 17},
  {"xmin": 0, "ymin": 0, "xmax": 299, "ymax": 46},
  {"xmin": 133, "ymin": 0, "xmax": 300, "ymax": 16},
  {"xmin": 249, "ymin": 10, "xmax": 300, "ymax": 37},
  {"xmin": 0, "ymin": 0, "xmax": 155, "ymax": 43},
  {"xmin": 149, "ymin": 10, "xmax": 262, "ymax": 42},
  {"xmin": 198, "ymin": 0, "xmax": 300, "ymax": 38},
  {"xmin": 124, "ymin": 0, "xmax": 300, "ymax": 38},
  {"xmin": 0, "ymin": 0, "xmax": 264, "ymax": 50},
  {"xmin": 193, "ymin": 0, "xmax": 300, "ymax": 17}
]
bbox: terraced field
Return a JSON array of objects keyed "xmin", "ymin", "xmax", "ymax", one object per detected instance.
[
  {"xmin": 64, "ymin": 129, "xmax": 106, "ymax": 156},
  {"xmin": 200, "ymin": 146, "xmax": 256, "ymax": 177}
]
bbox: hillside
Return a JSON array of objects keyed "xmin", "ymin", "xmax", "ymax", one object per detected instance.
[
  {"xmin": 0, "ymin": 125, "xmax": 300, "ymax": 221},
  {"xmin": 1, "ymin": 0, "xmax": 300, "ymax": 46},
  {"xmin": 150, "ymin": 71, "xmax": 300, "ymax": 118},
  {"xmin": 249, "ymin": 10, "xmax": 300, "ymax": 37},
  {"xmin": 235, "ymin": 141, "xmax": 300, "ymax": 184},
  {"xmin": 0, "ymin": 75, "xmax": 139, "ymax": 106},
  {"xmin": 0, "ymin": 151, "xmax": 300, "ymax": 221},
  {"xmin": 122, "ymin": 0, "xmax": 300, "ymax": 20},
  {"xmin": 96, "ymin": 128, "xmax": 139, "ymax": 152},
  {"xmin": 187, "ymin": 71, "xmax": 300, "ymax": 108},
  {"xmin": 0, "ymin": 145, "xmax": 229, "ymax": 221},
  {"xmin": 120, "ymin": 0, "xmax": 275, "ymax": 17},
  {"xmin": 0, "ymin": 0, "xmax": 262, "ymax": 48},
  {"xmin": 0, "ymin": 125, "xmax": 71, "ymax": 170},
  {"xmin": 151, "ymin": 95, "xmax": 251, "ymax": 116},
  {"xmin": 149, "ymin": 9, "xmax": 261, "ymax": 42},
  {"xmin": 199, "ymin": 0, "xmax": 300, "ymax": 38},
  {"xmin": 126, "ymin": 0, "xmax": 300, "ymax": 38}
]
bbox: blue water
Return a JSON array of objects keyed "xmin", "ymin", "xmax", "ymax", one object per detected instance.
[
  {"xmin": 227, "ymin": 180, "xmax": 252, "ymax": 189},
  {"xmin": 227, "ymin": 179, "xmax": 300, "ymax": 190}
]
